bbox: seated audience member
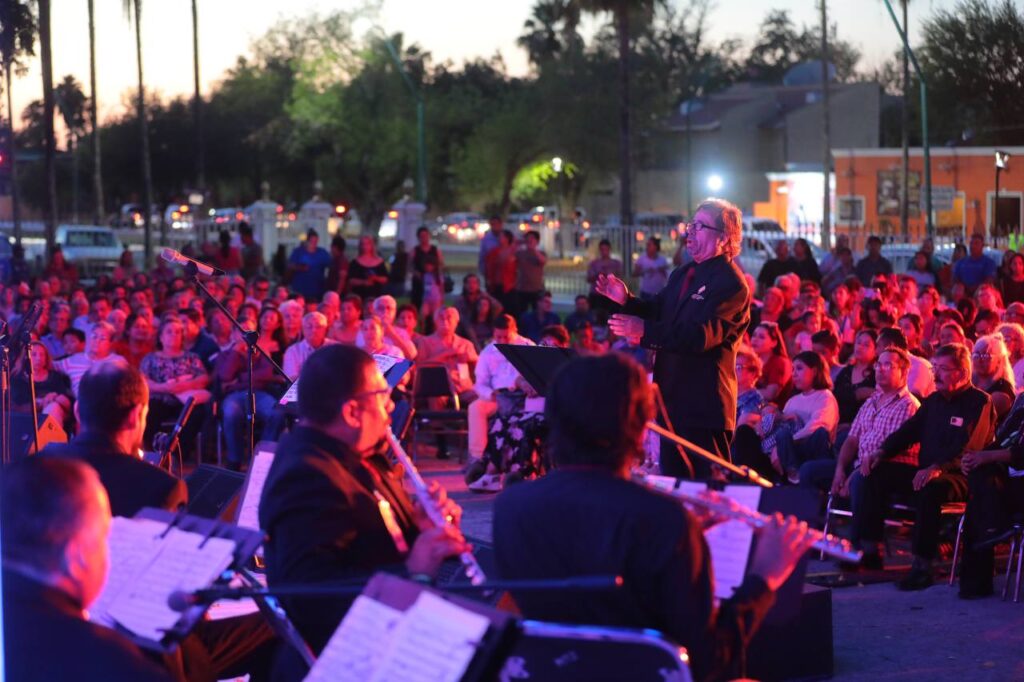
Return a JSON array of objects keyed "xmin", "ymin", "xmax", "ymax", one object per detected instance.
[
  {"xmin": 971, "ymin": 333, "xmax": 1016, "ymax": 422},
  {"xmin": 357, "ymin": 317, "xmax": 404, "ymax": 358},
  {"xmin": 55, "ymin": 322, "xmax": 127, "ymax": 396},
  {"xmin": 61, "ymin": 327, "xmax": 86, "ymax": 358},
  {"xmin": 997, "ymin": 322, "xmax": 1024, "ymax": 389},
  {"xmin": 735, "ymin": 349, "xmax": 766, "ymax": 423},
  {"xmin": 832, "ymin": 329, "xmax": 877, "ymax": 426},
  {"xmin": 634, "ymin": 236, "xmax": 670, "ymax": 299},
  {"xmin": 878, "ymin": 327, "xmax": 935, "ymax": 399},
  {"xmin": 493, "ymin": 353, "xmax": 815, "ymax": 682},
  {"xmin": 563, "ymin": 295, "xmax": 596, "ymax": 334},
  {"xmin": 898, "ymin": 313, "xmax": 928, "ymax": 358},
  {"xmin": 419, "ymin": 307, "xmax": 479, "ymax": 397},
  {"xmin": 259, "ymin": 345, "xmax": 468, "ymax": 658},
  {"xmin": 279, "ymin": 299, "xmax": 304, "ymax": 346},
  {"xmin": 328, "ymin": 294, "xmax": 362, "ymax": 345},
  {"xmin": 454, "ymin": 272, "xmax": 502, "ymax": 323},
  {"xmin": 283, "ymin": 312, "xmax": 333, "ymax": 381},
  {"xmin": 811, "ymin": 329, "xmax": 842, "ymax": 381},
  {"xmin": 772, "ymin": 351, "xmax": 838, "ymax": 483},
  {"xmin": 858, "ymin": 343, "xmax": 996, "ymax": 590},
  {"xmin": 1, "ymin": 458, "xmax": 174, "ymax": 681},
  {"xmin": 465, "ymin": 315, "xmax": 534, "ymax": 479},
  {"xmin": 41, "ymin": 303, "xmax": 72, "ymax": 360},
  {"xmin": 370, "ymin": 295, "xmax": 417, "ymax": 360},
  {"xmin": 140, "ymin": 317, "xmax": 211, "ymax": 445},
  {"xmin": 750, "ymin": 322, "xmax": 792, "ymax": 404},
  {"xmin": 572, "ymin": 321, "xmax": 608, "ymax": 356},
  {"xmin": 116, "ymin": 311, "xmax": 156, "ymax": 369},
  {"xmin": 464, "ymin": 296, "xmax": 499, "ymax": 349},
  {"xmin": 396, "ymin": 303, "xmax": 426, "ymax": 357},
  {"xmin": 974, "ymin": 309, "xmax": 1001, "ymax": 338},
  {"xmin": 12, "ymin": 341, "xmax": 73, "ymax": 429},
  {"xmin": 518, "ymin": 291, "xmax": 561, "ymax": 342},
  {"xmin": 817, "ymin": 348, "xmax": 921, "ymax": 544}
]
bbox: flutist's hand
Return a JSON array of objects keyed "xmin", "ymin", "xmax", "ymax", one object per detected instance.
[
  {"xmin": 748, "ymin": 514, "xmax": 817, "ymax": 592},
  {"xmin": 412, "ymin": 480, "xmax": 463, "ymax": 531},
  {"xmin": 406, "ymin": 525, "xmax": 471, "ymax": 579}
]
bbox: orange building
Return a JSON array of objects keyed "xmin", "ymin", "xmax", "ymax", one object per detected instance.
[{"xmin": 832, "ymin": 146, "xmax": 1024, "ymax": 250}]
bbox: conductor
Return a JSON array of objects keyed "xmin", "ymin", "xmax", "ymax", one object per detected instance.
[{"xmin": 596, "ymin": 198, "xmax": 750, "ymax": 478}]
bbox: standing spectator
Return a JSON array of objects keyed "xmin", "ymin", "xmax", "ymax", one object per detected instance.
[
  {"xmin": 757, "ymin": 241, "xmax": 796, "ymax": 296},
  {"xmin": 387, "ymin": 239, "xmax": 409, "ymax": 297},
  {"xmin": 346, "ymin": 235, "xmax": 389, "ymax": 300},
  {"xmin": 479, "ymin": 215, "xmax": 504, "ymax": 274},
  {"xmin": 905, "ymin": 251, "xmax": 937, "ymax": 289},
  {"xmin": 563, "ymin": 295, "xmax": 596, "ymax": 334},
  {"xmin": 518, "ymin": 291, "xmax": 560, "ymax": 342},
  {"xmin": 485, "ymin": 229, "xmax": 517, "ymax": 309},
  {"xmin": 633, "ymin": 237, "xmax": 669, "ymax": 300},
  {"xmin": 272, "ymin": 244, "xmax": 288, "ymax": 281},
  {"xmin": 821, "ymin": 247, "xmax": 855, "ymax": 297},
  {"xmin": 855, "ymin": 236, "xmax": 893, "ymax": 286},
  {"xmin": 42, "ymin": 246, "xmax": 79, "ymax": 287},
  {"xmin": 239, "ymin": 222, "xmax": 264, "ymax": 280},
  {"xmin": 212, "ymin": 231, "xmax": 242, "ymax": 274},
  {"xmin": 999, "ymin": 252, "xmax": 1024, "ymax": 305},
  {"xmin": 329, "ymin": 295, "xmax": 363, "ymax": 345},
  {"xmin": 953, "ymin": 234, "xmax": 997, "ymax": 296},
  {"xmin": 587, "ymin": 239, "xmax": 624, "ymax": 312},
  {"xmin": 410, "ymin": 227, "xmax": 444, "ymax": 328},
  {"xmin": 288, "ymin": 230, "xmax": 332, "ymax": 301},
  {"xmin": 819, "ymin": 234, "xmax": 850, "ymax": 277},
  {"xmin": 55, "ymin": 322, "xmax": 126, "ymax": 396},
  {"xmin": 324, "ymin": 236, "xmax": 348, "ymax": 296},
  {"xmin": 513, "ymin": 230, "xmax": 547, "ymax": 316},
  {"xmin": 790, "ymin": 238, "xmax": 822, "ymax": 284},
  {"xmin": 283, "ymin": 312, "xmax": 333, "ymax": 380}
]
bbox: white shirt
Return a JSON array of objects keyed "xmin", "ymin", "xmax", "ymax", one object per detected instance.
[
  {"xmin": 283, "ymin": 338, "xmax": 336, "ymax": 380},
  {"xmin": 907, "ymin": 354, "xmax": 936, "ymax": 398},
  {"xmin": 783, "ymin": 389, "xmax": 839, "ymax": 439},
  {"xmin": 473, "ymin": 334, "xmax": 535, "ymax": 401},
  {"xmin": 1012, "ymin": 357, "xmax": 1024, "ymax": 394},
  {"xmin": 56, "ymin": 352, "xmax": 127, "ymax": 395}
]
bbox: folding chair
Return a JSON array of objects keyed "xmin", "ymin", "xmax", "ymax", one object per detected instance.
[{"xmin": 411, "ymin": 364, "xmax": 470, "ymax": 461}]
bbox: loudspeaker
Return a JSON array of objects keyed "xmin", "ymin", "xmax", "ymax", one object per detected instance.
[
  {"xmin": 747, "ymin": 583, "xmax": 834, "ymax": 681},
  {"xmin": 2, "ymin": 413, "xmax": 67, "ymax": 462}
]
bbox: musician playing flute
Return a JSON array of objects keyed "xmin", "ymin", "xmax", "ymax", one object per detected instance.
[
  {"xmin": 493, "ymin": 354, "xmax": 815, "ymax": 682},
  {"xmin": 259, "ymin": 345, "xmax": 468, "ymax": 657},
  {"xmin": 596, "ymin": 197, "xmax": 750, "ymax": 479}
]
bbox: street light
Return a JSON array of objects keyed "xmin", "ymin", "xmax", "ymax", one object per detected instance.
[
  {"xmin": 551, "ymin": 157, "xmax": 563, "ymax": 173},
  {"xmin": 995, "ymin": 150, "xmax": 1011, "ymax": 235},
  {"xmin": 707, "ymin": 174, "xmax": 724, "ymax": 192}
]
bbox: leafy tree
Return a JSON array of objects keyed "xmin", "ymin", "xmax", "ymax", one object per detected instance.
[
  {"xmin": 744, "ymin": 9, "xmax": 861, "ymax": 83},
  {"xmin": 55, "ymin": 75, "xmax": 87, "ymax": 221}
]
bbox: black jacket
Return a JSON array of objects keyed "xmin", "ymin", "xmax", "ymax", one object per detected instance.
[
  {"xmin": 40, "ymin": 431, "xmax": 187, "ymax": 517},
  {"xmin": 624, "ymin": 254, "xmax": 750, "ymax": 432},
  {"xmin": 258, "ymin": 425, "xmax": 419, "ymax": 653},
  {"xmin": 2, "ymin": 569, "xmax": 173, "ymax": 682},
  {"xmin": 494, "ymin": 469, "xmax": 774, "ymax": 682}
]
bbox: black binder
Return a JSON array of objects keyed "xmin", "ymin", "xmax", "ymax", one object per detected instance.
[{"xmin": 494, "ymin": 345, "xmax": 575, "ymax": 396}]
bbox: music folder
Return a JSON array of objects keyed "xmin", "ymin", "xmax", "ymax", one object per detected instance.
[
  {"xmin": 305, "ymin": 572, "xmax": 518, "ymax": 682},
  {"xmin": 494, "ymin": 345, "xmax": 575, "ymax": 396}
]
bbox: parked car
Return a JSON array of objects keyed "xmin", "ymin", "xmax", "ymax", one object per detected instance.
[
  {"xmin": 435, "ymin": 212, "xmax": 488, "ymax": 242},
  {"xmin": 56, "ymin": 225, "xmax": 123, "ymax": 279},
  {"xmin": 736, "ymin": 232, "xmax": 825, "ymax": 280}
]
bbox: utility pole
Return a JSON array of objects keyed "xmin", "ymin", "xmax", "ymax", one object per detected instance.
[
  {"xmin": 820, "ymin": 0, "xmax": 832, "ymax": 249},
  {"xmin": 899, "ymin": 0, "xmax": 910, "ymax": 240}
]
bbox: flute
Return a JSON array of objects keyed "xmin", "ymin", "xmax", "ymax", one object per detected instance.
[
  {"xmin": 646, "ymin": 478, "xmax": 863, "ymax": 563},
  {"xmin": 385, "ymin": 431, "xmax": 488, "ymax": 585}
]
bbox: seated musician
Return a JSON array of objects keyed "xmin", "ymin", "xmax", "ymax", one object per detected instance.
[
  {"xmin": 857, "ymin": 343, "xmax": 996, "ymax": 590},
  {"xmin": 259, "ymin": 344, "xmax": 468, "ymax": 655},
  {"xmin": 493, "ymin": 353, "xmax": 815, "ymax": 682},
  {"xmin": 1, "ymin": 457, "xmax": 173, "ymax": 681},
  {"xmin": 40, "ymin": 361, "xmax": 277, "ymax": 682}
]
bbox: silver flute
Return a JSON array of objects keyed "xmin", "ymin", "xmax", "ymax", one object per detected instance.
[
  {"xmin": 650, "ymin": 481, "xmax": 863, "ymax": 563},
  {"xmin": 385, "ymin": 431, "xmax": 488, "ymax": 585}
]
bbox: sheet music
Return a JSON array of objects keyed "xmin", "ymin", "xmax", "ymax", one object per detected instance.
[
  {"xmin": 89, "ymin": 517, "xmax": 167, "ymax": 627},
  {"xmin": 704, "ymin": 486, "xmax": 763, "ymax": 600},
  {"xmin": 106, "ymin": 529, "xmax": 236, "ymax": 641},
  {"xmin": 304, "ymin": 596, "xmax": 404, "ymax": 682},
  {"xmin": 373, "ymin": 353, "xmax": 401, "ymax": 376},
  {"xmin": 236, "ymin": 449, "xmax": 276, "ymax": 532},
  {"xmin": 279, "ymin": 381, "xmax": 299, "ymax": 405},
  {"xmin": 305, "ymin": 592, "xmax": 489, "ymax": 682}
]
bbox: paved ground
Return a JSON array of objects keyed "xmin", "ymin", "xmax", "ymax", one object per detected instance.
[{"xmin": 416, "ymin": 453, "xmax": 1024, "ymax": 681}]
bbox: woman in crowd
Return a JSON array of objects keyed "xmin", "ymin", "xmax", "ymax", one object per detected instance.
[
  {"xmin": 756, "ymin": 286, "xmax": 786, "ymax": 327},
  {"xmin": 238, "ymin": 302, "xmax": 261, "ymax": 330},
  {"xmin": 224, "ymin": 284, "xmax": 246, "ymax": 318},
  {"xmin": 12, "ymin": 342, "xmax": 73, "ymax": 431},
  {"xmin": 357, "ymin": 317, "xmax": 404, "ymax": 358},
  {"xmin": 975, "ymin": 283, "xmax": 1005, "ymax": 317},
  {"xmin": 997, "ymin": 322, "xmax": 1024, "ymax": 390},
  {"xmin": 116, "ymin": 312, "xmax": 156, "ymax": 369},
  {"xmin": 906, "ymin": 251, "xmax": 937, "ymax": 289},
  {"xmin": 735, "ymin": 348, "xmax": 766, "ymax": 422},
  {"xmin": 750, "ymin": 321, "xmax": 792, "ymax": 404},
  {"xmin": 828, "ymin": 283, "xmax": 858, "ymax": 348},
  {"xmin": 410, "ymin": 227, "xmax": 446, "ymax": 332},
  {"xmin": 467, "ymin": 296, "xmax": 498, "ymax": 349},
  {"xmin": 999, "ymin": 252, "xmax": 1024, "ymax": 305},
  {"xmin": 346, "ymin": 236, "xmax": 389, "ymax": 300},
  {"xmin": 971, "ymin": 333, "xmax": 1016, "ymax": 422},
  {"xmin": 832, "ymin": 329, "xmax": 877, "ymax": 427},
  {"xmin": 939, "ymin": 320, "xmax": 969, "ymax": 348},
  {"xmin": 140, "ymin": 316, "xmax": 212, "ymax": 447}
]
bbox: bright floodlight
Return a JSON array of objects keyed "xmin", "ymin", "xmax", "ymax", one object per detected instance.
[
  {"xmin": 996, "ymin": 151, "xmax": 1010, "ymax": 170},
  {"xmin": 707, "ymin": 174, "xmax": 724, "ymax": 192},
  {"xmin": 552, "ymin": 157, "xmax": 563, "ymax": 173}
]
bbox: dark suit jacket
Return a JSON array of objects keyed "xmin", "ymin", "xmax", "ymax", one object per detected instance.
[
  {"xmin": 41, "ymin": 431, "xmax": 188, "ymax": 517},
  {"xmin": 2, "ymin": 569, "xmax": 173, "ymax": 682},
  {"xmin": 624, "ymin": 254, "xmax": 750, "ymax": 432},
  {"xmin": 259, "ymin": 425, "xmax": 419, "ymax": 653},
  {"xmin": 494, "ymin": 469, "xmax": 774, "ymax": 682}
]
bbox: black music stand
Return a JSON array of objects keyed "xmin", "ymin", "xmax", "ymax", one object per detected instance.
[{"xmin": 494, "ymin": 345, "xmax": 575, "ymax": 396}]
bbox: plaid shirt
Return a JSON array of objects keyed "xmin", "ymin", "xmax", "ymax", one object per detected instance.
[{"xmin": 849, "ymin": 386, "xmax": 921, "ymax": 467}]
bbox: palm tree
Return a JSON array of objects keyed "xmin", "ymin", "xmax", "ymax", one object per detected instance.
[
  {"xmin": 39, "ymin": 0, "xmax": 58, "ymax": 254},
  {"xmin": 124, "ymin": 0, "xmax": 155, "ymax": 265},
  {"xmin": 87, "ymin": 0, "xmax": 104, "ymax": 224},
  {"xmin": 191, "ymin": 0, "xmax": 204, "ymax": 196},
  {"xmin": 0, "ymin": 0, "xmax": 36, "ymax": 247},
  {"xmin": 517, "ymin": 0, "xmax": 582, "ymax": 66},
  {"xmin": 55, "ymin": 75, "xmax": 87, "ymax": 223}
]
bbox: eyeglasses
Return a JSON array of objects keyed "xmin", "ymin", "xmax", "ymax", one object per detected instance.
[
  {"xmin": 972, "ymin": 353, "xmax": 992, "ymax": 361},
  {"xmin": 350, "ymin": 387, "xmax": 392, "ymax": 403},
  {"xmin": 685, "ymin": 220, "xmax": 723, "ymax": 235},
  {"xmin": 931, "ymin": 364, "xmax": 959, "ymax": 374}
]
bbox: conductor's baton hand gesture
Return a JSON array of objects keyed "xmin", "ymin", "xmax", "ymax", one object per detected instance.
[{"xmin": 595, "ymin": 273, "xmax": 628, "ymax": 306}]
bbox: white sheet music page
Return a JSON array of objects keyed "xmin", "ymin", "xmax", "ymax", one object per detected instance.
[
  {"xmin": 372, "ymin": 591, "xmax": 490, "ymax": 682},
  {"xmin": 304, "ymin": 596, "xmax": 403, "ymax": 682},
  {"xmin": 373, "ymin": 353, "xmax": 401, "ymax": 376},
  {"xmin": 704, "ymin": 485, "xmax": 763, "ymax": 601},
  {"xmin": 88, "ymin": 516, "xmax": 167, "ymax": 627},
  {"xmin": 237, "ymin": 449, "xmax": 276, "ymax": 532},
  {"xmin": 105, "ymin": 529, "xmax": 236, "ymax": 641},
  {"xmin": 279, "ymin": 381, "xmax": 299, "ymax": 405}
]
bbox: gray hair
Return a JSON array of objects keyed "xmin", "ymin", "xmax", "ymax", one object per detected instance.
[{"xmin": 696, "ymin": 197, "xmax": 743, "ymax": 260}]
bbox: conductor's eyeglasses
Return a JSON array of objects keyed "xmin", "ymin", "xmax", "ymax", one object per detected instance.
[{"xmin": 685, "ymin": 220, "xmax": 723, "ymax": 235}]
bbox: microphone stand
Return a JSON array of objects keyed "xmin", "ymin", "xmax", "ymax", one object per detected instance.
[
  {"xmin": 183, "ymin": 261, "xmax": 290, "ymax": 464},
  {"xmin": 25, "ymin": 335, "xmax": 39, "ymax": 454}
]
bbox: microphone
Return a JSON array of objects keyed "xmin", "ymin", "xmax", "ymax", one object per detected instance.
[
  {"xmin": 160, "ymin": 248, "xmax": 224, "ymax": 277},
  {"xmin": 168, "ymin": 589, "xmax": 204, "ymax": 612}
]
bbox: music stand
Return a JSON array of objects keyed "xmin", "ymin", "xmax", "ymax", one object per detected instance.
[{"xmin": 494, "ymin": 345, "xmax": 575, "ymax": 396}]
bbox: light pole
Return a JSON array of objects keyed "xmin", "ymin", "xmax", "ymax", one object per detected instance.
[
  {"xmin": 377, "ymin": 35, "xmax": 427, "ymax": 206},
  {"xmin": 995, "ymin": 150, "xmax": 1010, "ymax": 237}
]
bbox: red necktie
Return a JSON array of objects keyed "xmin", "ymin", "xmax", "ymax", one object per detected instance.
[{"xmin": 678, "ymin": 266, "xmax": 696, "ymax": 304}]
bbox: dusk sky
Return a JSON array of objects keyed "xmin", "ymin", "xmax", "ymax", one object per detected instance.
[{"xmin": 4, "ymin": 0, "xmax": 958, "ymax": 127}]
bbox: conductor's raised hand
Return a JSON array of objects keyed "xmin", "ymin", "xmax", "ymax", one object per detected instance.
[
  {"xmin": 595, "ymin": 273, "xmax": 628, "ymax": 305},
  {"xmin": 405, "ymin": 525, "xmax": 470, "ymax": 579},
  {"xmin": 748, "ymin": 513, "xmax": 817, "ymax": 592}
]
